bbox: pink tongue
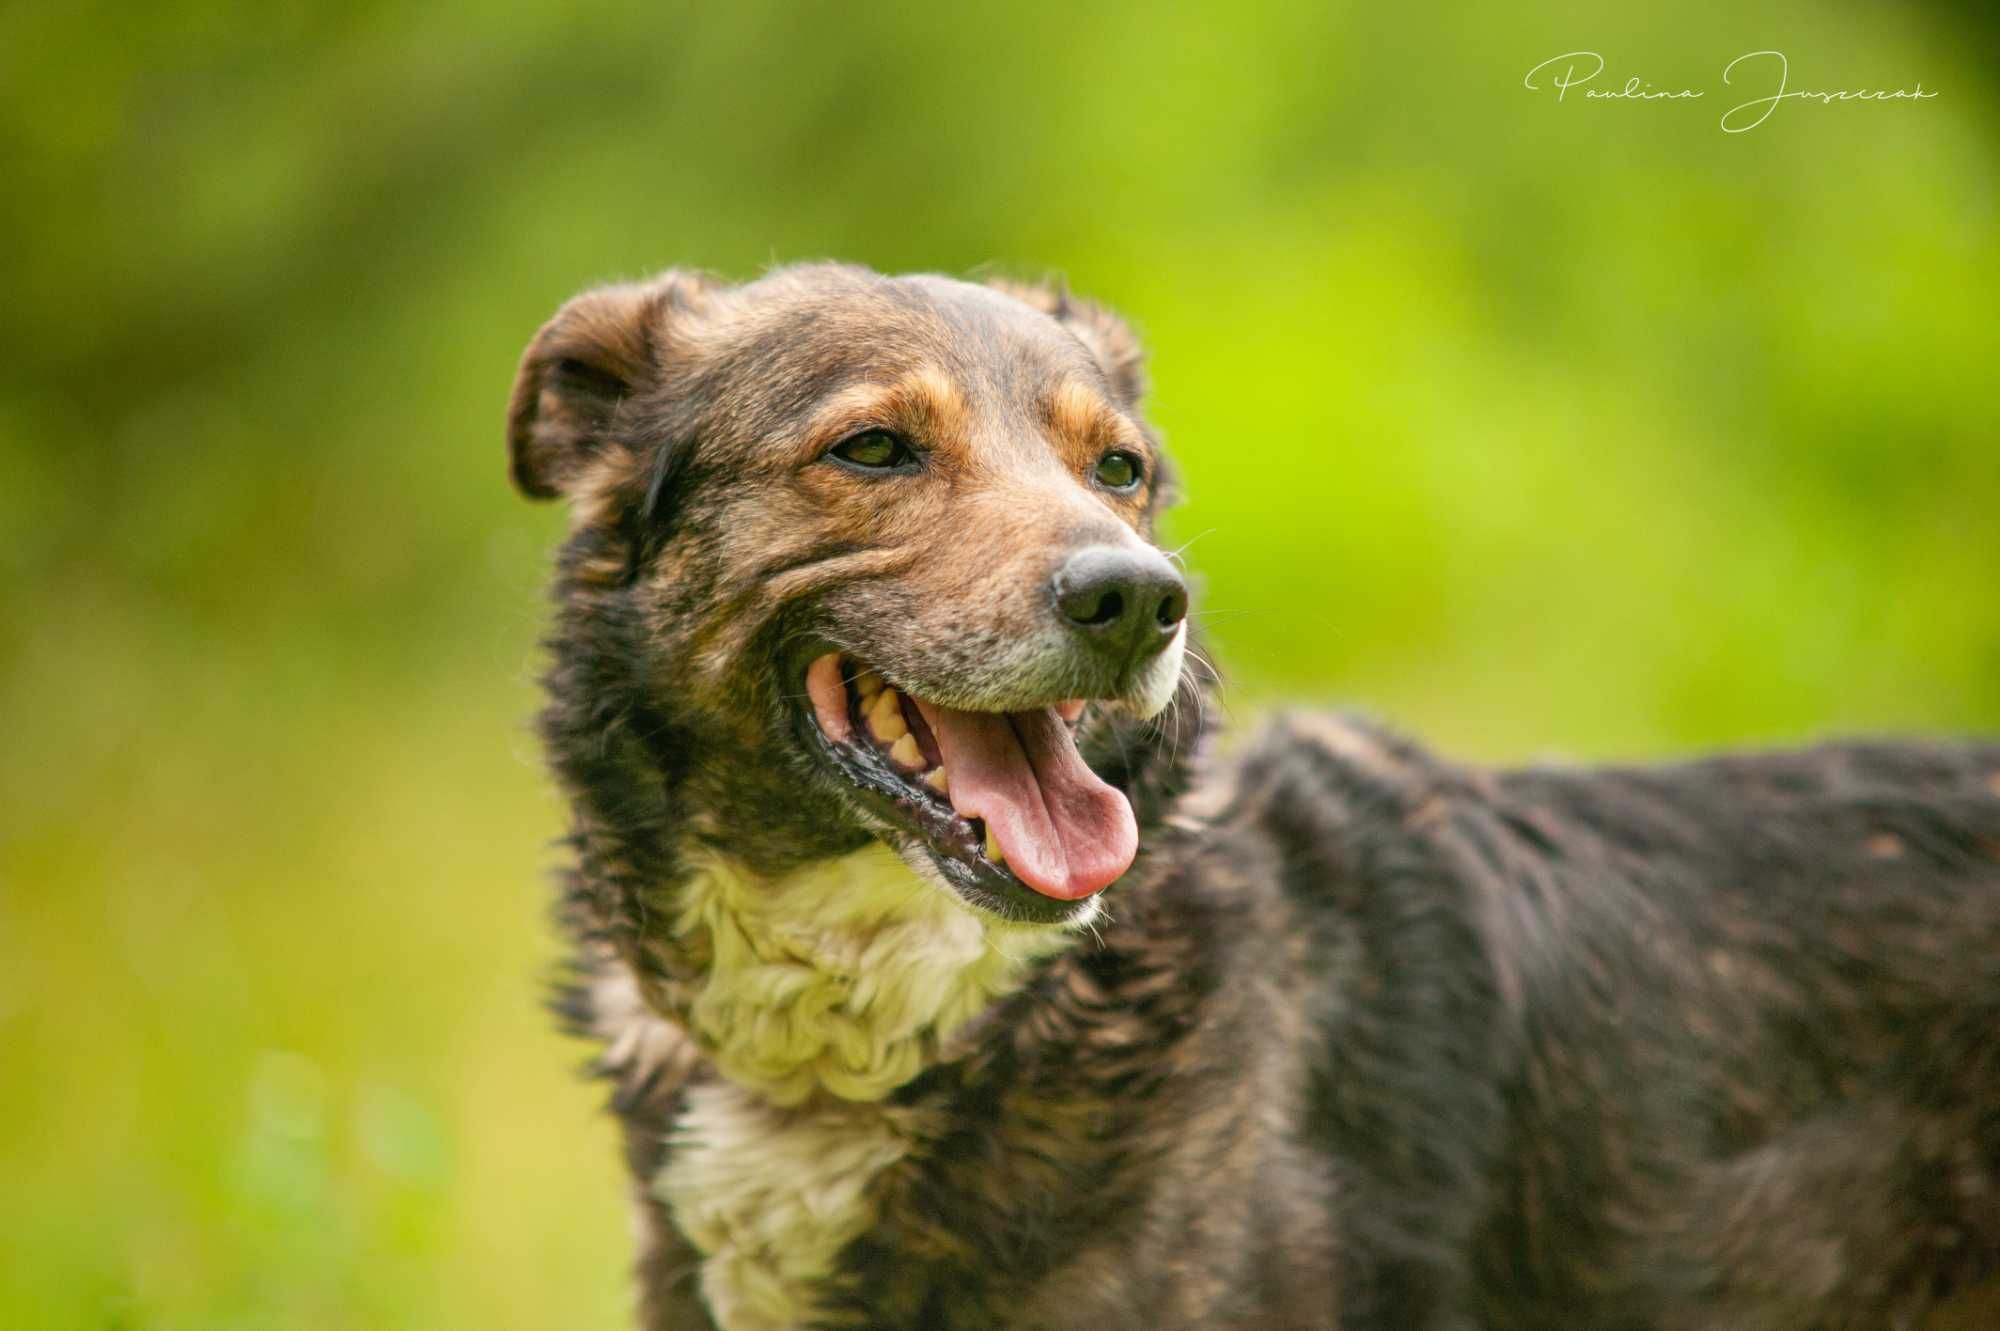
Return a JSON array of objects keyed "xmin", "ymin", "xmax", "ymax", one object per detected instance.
[{"xmin": 918, "ymin": 702, "xmax": 1138, "ymax": 900}]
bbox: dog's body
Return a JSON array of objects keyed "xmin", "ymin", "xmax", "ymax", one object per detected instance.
[{"xmin": 509, "ymin": 263, "xmax": 2000, "ymax": 1330}]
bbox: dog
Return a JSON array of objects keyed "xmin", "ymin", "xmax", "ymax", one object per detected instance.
[{"xmin": 506, "ymin": 262, "xmax": 2000, "ymax": 1331}]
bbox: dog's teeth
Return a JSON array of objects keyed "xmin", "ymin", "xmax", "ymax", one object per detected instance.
[
  {"xmin": 984, "ymin": 825, "xmax": 1005, "ymax": 864},
  {"xmin": 855, "ymin": 669, "xmax": 885, "ymax": 700},
  {"xmin": 922, "ymin": 766, "xmax": 950, "ymax": 795},
  {"xmin": 888, "ymin": 733, "xmax": 923, "ymax": 769},
  {"xmin": 867, "ymin": 688, "xmax": 908, "ymax": 743}
]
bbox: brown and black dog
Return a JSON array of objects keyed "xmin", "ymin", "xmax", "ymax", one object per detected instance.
[{"xmin": 507, "ymin": 263, "xmax": 2000, "ymax": 1331}]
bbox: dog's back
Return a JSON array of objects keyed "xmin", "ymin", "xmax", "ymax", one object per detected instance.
[{"xmin": 1250, "ymin": 718, "xmax": 2000, "ymax": 1330}]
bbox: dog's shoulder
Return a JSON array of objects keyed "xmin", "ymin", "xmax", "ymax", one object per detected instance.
[{"xmin": 1195, "ymin": 709, "xmax": 1494, "ymax": 895}]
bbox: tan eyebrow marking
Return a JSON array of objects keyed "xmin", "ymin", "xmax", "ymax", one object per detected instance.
[
  {"xmin": 794, "ymin": 367, "xmax": 970, "ymax": 459},
  {"xmin": 1043, "ymin": 379, "xmax": 1145, "ymax": 455}
]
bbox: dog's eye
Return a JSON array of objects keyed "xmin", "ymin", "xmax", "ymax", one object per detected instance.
[
  {"xmin": 1092, "ymin": 450, "xmax": 1144, "ymax": 492},
  {"xmin": 828, "ymin": 430, "xmax": 918, "ymax": 473}
]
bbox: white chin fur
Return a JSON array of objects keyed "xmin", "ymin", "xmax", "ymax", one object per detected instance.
[{"xmin": 1127, "ymin": 621, "xmax": 1188, "ymax": 720}]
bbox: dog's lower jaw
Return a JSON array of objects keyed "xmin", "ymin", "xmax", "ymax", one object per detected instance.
[{"xmin": 654, "ymin": 842, "xmax": 1081, "ymax": 1331}]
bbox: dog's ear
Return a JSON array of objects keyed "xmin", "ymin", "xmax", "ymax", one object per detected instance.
[
  {"xmin": 987, "ymin": 279, "xmax": 1147, "ymax": 407},
  {"xmin": 506, "ymin": 271, "xmax": 716, "ymax": 501}
]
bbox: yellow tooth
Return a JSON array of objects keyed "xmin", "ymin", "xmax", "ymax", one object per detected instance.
[
  {"xmin": 888, "ymin": 733, "xmax": 923, "ymax": 769},
  {"xmin": 984, "ymin": 825, "xmax": 1005, "ymax": 864},
  {"xmin": 867, "ymin": 688, "xmax": 907, "ymax": 743},
  {"xmin": 922, "ymin": 766, "xmax": 950, "ymax": 795},
  {"xmin": 855, "ymin": 669, "xmax": 885, "ymax": 700}
]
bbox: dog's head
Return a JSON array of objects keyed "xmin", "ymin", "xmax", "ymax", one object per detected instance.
[{"xmin": 512, "ymin": 263, "xmax": 1205, "ymax": 929}]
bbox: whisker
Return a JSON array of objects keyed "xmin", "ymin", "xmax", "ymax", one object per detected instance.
[
  {"xmin": 1182, "ymin": 646, "xmax": 1224, "ymax": 691},
  {"xmin": 1163, "ymin": 528, "xmax": 1218, "ymax": 567}
]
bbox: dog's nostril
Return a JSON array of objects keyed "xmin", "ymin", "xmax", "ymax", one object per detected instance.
[
  {"xmin": 1156, "ymin": 588, "xmax": 1187, "ymax": 629},
  {"xmin": 1057, "ymin": 569, "xmax": 1133, "ymax": 630},
  {"xmin": 1066, "ymin": 588, "xmax": 1125, "ymax": 627}
]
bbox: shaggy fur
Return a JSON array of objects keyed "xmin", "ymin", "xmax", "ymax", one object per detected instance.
[{"xmin": 511, "ymin": 262, "xmax": 2000, "ymax": 1330}]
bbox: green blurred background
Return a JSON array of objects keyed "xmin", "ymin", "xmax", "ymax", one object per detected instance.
[{"xmin": 2, "ymin": 1, "xmax": 1995, "ymax": 1326}]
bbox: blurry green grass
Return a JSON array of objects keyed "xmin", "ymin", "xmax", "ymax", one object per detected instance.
[{"xmin": 2, "ymin": 1, "xmax": 1995, "ymax": 1327}]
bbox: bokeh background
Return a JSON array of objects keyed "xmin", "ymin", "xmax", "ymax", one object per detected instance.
[{"xmin": 3, "ymin": 1, "xmax": 1995, "ymax": 1326}]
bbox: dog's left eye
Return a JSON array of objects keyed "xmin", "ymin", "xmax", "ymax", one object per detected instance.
[
  {"xmin": 1092, "ymin": 450, "xmax": 1144, "ymax": 492},
  {"xmin": 828, "ymin": 430, "xmax": 918, "ymax": 473}
]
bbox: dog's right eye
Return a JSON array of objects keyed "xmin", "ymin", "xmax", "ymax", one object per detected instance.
[{"xmin": 827, "ymin": 430, "xmax": 919, "ymax": 473}]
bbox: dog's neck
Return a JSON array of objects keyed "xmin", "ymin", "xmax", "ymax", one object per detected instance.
[{"xmin": 668, "ymin": 842, "xmax": 1080, "ymax": 1104}]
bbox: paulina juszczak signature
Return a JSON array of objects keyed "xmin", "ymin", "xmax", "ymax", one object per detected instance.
[{"xmin": 1523, "ymin": 50, "xmax": 1937, "ymax": 132}]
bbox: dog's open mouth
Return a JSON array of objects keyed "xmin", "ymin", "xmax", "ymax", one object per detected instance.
[{"xmin": 804, "ymin": 652, "xmax": 1138, "ymax": 910}]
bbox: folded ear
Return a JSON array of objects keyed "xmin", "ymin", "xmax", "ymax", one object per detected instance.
[
  {"xmin": 987, "ymin": 278, "xmax": 1147, "ymax": 407},
  {"xmin": 506, "ymin": 271, "xmax": 716, "ymax": 500}
]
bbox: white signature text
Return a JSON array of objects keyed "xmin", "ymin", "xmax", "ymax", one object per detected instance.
[{"xmin": 1523, "ymin": 51, "xmax": 1937, "ymax": 132}]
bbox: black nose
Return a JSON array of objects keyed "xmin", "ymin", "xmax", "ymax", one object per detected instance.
[{"xmin": 1051, "ymin": 545, "xmax": 1188, "ymax": 663}]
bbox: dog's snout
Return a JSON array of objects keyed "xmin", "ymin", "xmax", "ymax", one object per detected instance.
[{"xmin": 1052, "ymin": 545, "xmax": 1187, "ymax": 662}]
